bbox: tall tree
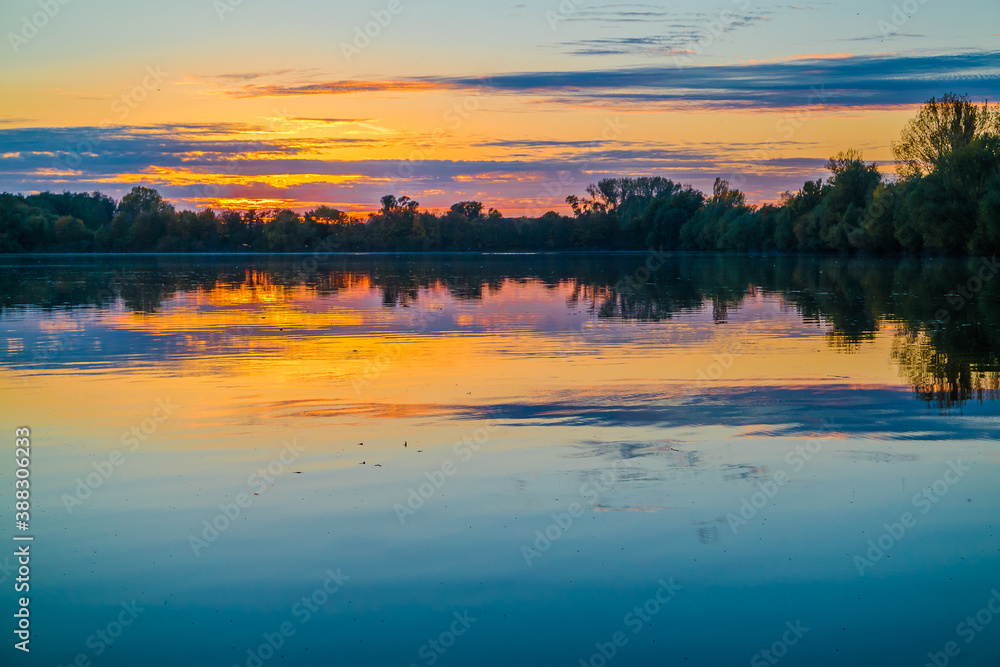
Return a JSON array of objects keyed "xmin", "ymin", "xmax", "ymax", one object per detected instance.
[
  {"xmin": 450, "ymin": 201, "xmax": 484, "ymax": 220},
  {"xmin": 892, "ymin": 94, "xmax": 1000, "ymax": 179}
]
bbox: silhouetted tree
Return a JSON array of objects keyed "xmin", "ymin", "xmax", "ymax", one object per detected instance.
[
  {"xmin": 2, "ymin": 93, "xmax": 998, "ymax": 255},
  {"xmin": 892, "ymin": 94, "xmax": 1000, "ymax": 179}
]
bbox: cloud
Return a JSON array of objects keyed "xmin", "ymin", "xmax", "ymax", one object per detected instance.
[
  {"xmin": 188, "ymin": 69, "xmax": 321, "ymax": 84},
  {"xmin": 215, "ymin": 50, "xmax": 1000, "ymax": 110},
  {"xmin": 226, "ymin": 81, "xmax": 455, "ymax": 98},
  {"xmin": 0, "ymin": 123, "xmax": 382, "ymax": 160},
  {"xmin": 435, "ymin": 50, "xmax": 1000, "ymax": 109},
  {"xmin": 559, "ymin": 9, "xmax": 771, "ymax": 57},
  {"xmin": 0, "ymin": 121, "xmax": 834, "ymax": 213},
  {"xmin": 842, "ymin": 32, "xmax": 923, "ymax": 42},
  {"xmin": 287, "ymin": 118, "xmax": 377, "ymax": 124},
  {"xmin": 555, "ymin": 2, "xmax": 773, "ymax": 27},
  {"xmin": 561, "ymin": 37, "xmax": 698, "ymax": 57},
  {"xmin": 474, "ymin": 139, "xmax": 609, "ymax": 149}
]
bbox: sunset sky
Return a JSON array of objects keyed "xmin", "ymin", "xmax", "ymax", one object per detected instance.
[{"xmin": 1, "ymin": 0, "xmax": 998, "ymax": 215}]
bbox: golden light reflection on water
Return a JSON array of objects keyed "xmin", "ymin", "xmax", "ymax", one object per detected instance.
[
  {"xmin": 0, "ymin": 277, "xmax": 939, "ymax": 462},
  {"xmin": 4, "ymin": 255, "xmax": 1000, "ymax": 460},
  {"xmin": 103, "ymin": 281, "xmax": 912, "ymax": 398},
  {"xmin": 2, "ymin": 257, "xmax": 998, "ymax": 667}
]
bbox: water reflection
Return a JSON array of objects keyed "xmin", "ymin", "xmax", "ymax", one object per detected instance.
[
  {"xmin": 3, "ymin": 254, "xmax": 998, "ymax": 409},
  {"xmin": 2, "ymin": 254, "xmax": 1000, "ymax": 666}
]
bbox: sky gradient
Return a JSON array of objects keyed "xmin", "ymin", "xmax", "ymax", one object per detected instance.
[{"xmin": 1, "ymin": 0, "xmax": 998, "ymax": 215}]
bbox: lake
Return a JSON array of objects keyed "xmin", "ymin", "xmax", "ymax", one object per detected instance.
[{"xmin": 1, "ymin": 253, "xmax": 999, "ymax": 666}]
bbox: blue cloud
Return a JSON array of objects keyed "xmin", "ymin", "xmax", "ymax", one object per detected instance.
[{"xmin": 428, "ymin": 50, "xmax": 1000, "ymax": 109}]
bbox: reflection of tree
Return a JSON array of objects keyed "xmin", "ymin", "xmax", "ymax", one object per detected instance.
[
  {"xmin": 892, "ymin": 329, "xmax": 1000, "ymax": 410},
  {"xmin": 598, "ymin": 286, "xmax": 703, "ymax": 321},
  {"xmin": 3, "ymin": 254, "xmax": 1000, "ymax": 407},
  {"xmin": 697, "ymin": 525, "xmax": 719, "ymax": 545}
]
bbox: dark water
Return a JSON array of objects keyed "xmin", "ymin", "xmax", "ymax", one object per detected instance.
[{"xmin": 1, "ymin": 253, "xmax": 999, "ymax": 667}]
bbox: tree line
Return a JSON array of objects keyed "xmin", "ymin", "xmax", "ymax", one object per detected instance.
[{"xmin": 1, "ymin": 94, "xmax": 998, "ymax": 255}]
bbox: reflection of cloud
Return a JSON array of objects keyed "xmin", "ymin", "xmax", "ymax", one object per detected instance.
[
  {"xmin": 593, "ymin": 506, "xmax": 674, "ymax": 512},
  {"xmin": 845, "ymin": 450, "xmax": 919, "ymax": 463},
  {"xmin": 5, "ymin": 258, "xmax": 1000, "ymax": 421},
  {"xmin": 481, "ymin": 384, "xmax": 1000, "ymax": 440}
]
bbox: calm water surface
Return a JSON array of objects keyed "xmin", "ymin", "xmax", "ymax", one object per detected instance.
[{"xmin": 1, "ymin": 254, "xmax": 999, "ymax": 666}]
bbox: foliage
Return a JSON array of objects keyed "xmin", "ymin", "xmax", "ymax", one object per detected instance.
[
  {"xmin": 891, "ymin": 93, "xmax": 1000, "ymax": 180},
  {"xmin": 3, "ymin": 95, "xmax": 999, "ymax": 255}
]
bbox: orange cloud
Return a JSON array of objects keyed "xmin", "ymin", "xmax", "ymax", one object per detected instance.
[
  {"xmin": 224, "ymin": 81, "xmax": 455, "ymax": 99},
  {"xmin": 201, "ymin": 197, "xmax": 294, "ymax": 210},
  {"xmin": 97, "ymin": 166, "xmax": 369, "ymax": 188}
]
